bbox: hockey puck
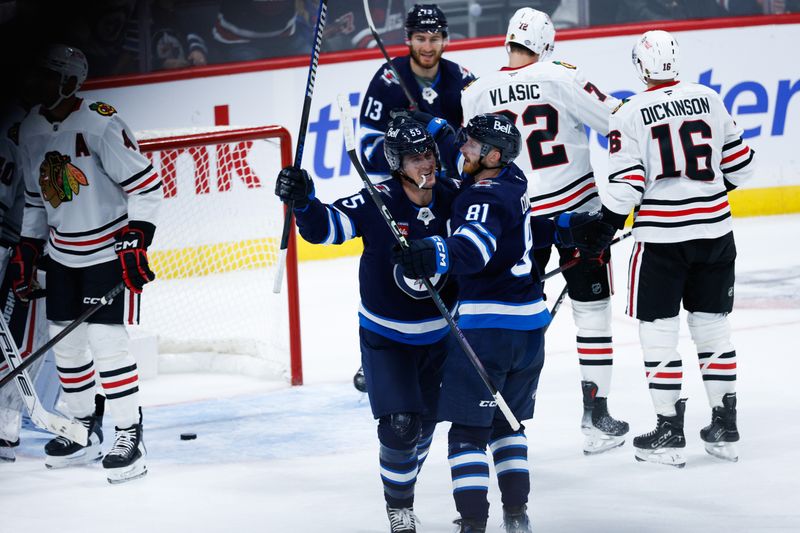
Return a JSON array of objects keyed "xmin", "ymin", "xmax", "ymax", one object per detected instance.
[{"xmin": 180, "ymin": 432, "xmax": 197, "ymax": 441}]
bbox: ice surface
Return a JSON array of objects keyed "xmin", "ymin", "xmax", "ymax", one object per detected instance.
[{"xmin": 2, "ymin": 215, "xmax": 799, "ymax": 532}]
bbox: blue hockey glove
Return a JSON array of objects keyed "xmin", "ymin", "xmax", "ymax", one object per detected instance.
[
  {"xmin": 390, "ymin": 237, "xmax": 449, "ymax": 279},
  {"xmin": 389, "ymin": 109, "xmax": 451, "ymax": 141},
  {"xmin": 555, "ymin": 211, "xmax": 615, "ymax": 254},
  {"xmin": 275, "ymin": 166, "xmax": 315, "ymax": 209}
]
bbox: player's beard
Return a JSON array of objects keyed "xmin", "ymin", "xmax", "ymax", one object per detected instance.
[
  {"xmin": 462, "ymin": 156, "xmax": 482, "ymax": 177},
  {"xmin": 410, "ymin": 45, "xmax": 443, "ymax": 71}
]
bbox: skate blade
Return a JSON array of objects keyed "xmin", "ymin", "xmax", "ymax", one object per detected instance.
[
  {"xmin": 44, "ymin": 448, "xmax": 102, "ymax": 469},
  {"xmin": 0, "ymin": 454, "xmax": 16, "ymax": 463},
  {"xmin": 704, "ymin": 442, "xmax": 739, "ymax": 462},
  {"xmin": 106, "ymin": 459, "xmax": 148, "ymax": 484},
  {"xmin": 634, "ymin": 447, "xmax": 685, "ymax": 468},
  {"xmin": 583, "ymin": 431, "xmax": 625, "ymax": 455}
]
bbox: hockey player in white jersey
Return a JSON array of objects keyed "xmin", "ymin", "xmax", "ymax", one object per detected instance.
[
  {"xmin": 11, "ymin": 45, "xmax": 162, "ymax": 482},
  {"xmin": 601, "ymin": 31, "xmax": 755, "ymax": 467},
  {"xmin": 461, "ymin": 8, "xmax": 628, "ymax": 455}
]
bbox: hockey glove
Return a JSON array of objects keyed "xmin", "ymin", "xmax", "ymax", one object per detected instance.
[
  {"xmin": 275, "ymin": 166, "xmax": 315, "ymax": 209},
  {"xmin": 600, "ymin": 205, "xmax": 629, "ymax": 231},
  {"xmin": 390, "ymin": 237, "xmax": 449, "ymax": 279},
  {"xmin": 9, "ymin": 238, "xmax": 44, "ymax": 300},
  {"xmin": 115, "ymin": 221, "xmax": 156, "ymax": 294},
  {"xmin": 555, "ymin": 211, "xmax": 615, "ymax": 255},
  {"xmin": 389, "ymin": 109, "xmax": 452, "ymax": 141}
]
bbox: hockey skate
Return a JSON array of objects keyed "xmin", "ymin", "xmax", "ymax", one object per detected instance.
[
  {"xmin": 581, "ymin": 381, "xmax": 629, "ymax": 455},
  {"xmin": 502, "ymin": 505, "xmax": 532, "ymax": 533},
  {"xmin": 633, "ymin": 399, "xmax": 687, "ymax": 468},
  {"xmin": 103, "ymin": 410, "xmax": 147, "ymax": 484},
  {"xmin": 453, "ymin": 517, "xmax": 487, "ymax": 533},
  {"xmin": 0, "ymin": 438, "xmax": 19, "ymax": 462},
  {"xmin": 44, "ymin": 414, "xmax": 103, "ymax": 469},
  {"xmin": 386, "ymin": 505, "xmax": 418, "ymax": 532},
  {"xmin": 353, "ymin": 366, "xmax": 367, "ymax": 393},
  {"xmin": 700, "ymin": 393, "xmax": 739, "ymax": 462}
]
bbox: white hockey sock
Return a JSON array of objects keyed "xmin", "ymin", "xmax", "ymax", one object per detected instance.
[
  {"xmin": 688, "ymin": 312, "xmax": 737, "ymax": 408},
  {"xmin": 88, "ymin": 324, "xmax": 140, "ymax": 428},
  {"xmin": 50, "ymin": 321, "xmax": 95, "ymax": 418},
  {"xmin": 0, "ymin": 407, "xmax": 21, "ymax": 442},
  {"xmin": 640, "ymin": 317, "xmax": 682, "ymax": 416},
  {"xmin": 572, "ymin": 298, "xmax": 614, "ymax": 397}
]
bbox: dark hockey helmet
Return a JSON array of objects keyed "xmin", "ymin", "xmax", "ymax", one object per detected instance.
[
  {"xmin": 405, "ymin": 4, "xmax": 448, "ymax": 38},
  {"xmin": 459, "ymin": 113, "xmax": 522, "ymax": 166},
  {"xmin": 384, "ymin": 115, "xmax": 440, "ymax": 174}
]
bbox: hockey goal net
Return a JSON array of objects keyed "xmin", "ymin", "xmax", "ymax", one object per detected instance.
[{"xmin": 135, "ymin": 126, "xmax": 302, "ymax": 385}]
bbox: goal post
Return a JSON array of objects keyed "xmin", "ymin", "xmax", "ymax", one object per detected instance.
[{"xmin": 136, "ymin": 126, "xmax": 303, "ymax": 385}]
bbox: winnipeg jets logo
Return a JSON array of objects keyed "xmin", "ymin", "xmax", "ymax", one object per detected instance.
[
  {"xmin": 393, "ymin": 266, "xmax": 447, "ymax": 299},
  {"xmin": 421, "ymin": 87, "xmax": 438, "ymax": 105}
]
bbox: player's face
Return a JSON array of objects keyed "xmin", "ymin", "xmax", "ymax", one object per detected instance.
[
  {"xmin": 402, "ymin": 149, "xmax": 437, "ymax": 188},
  {"xmin": 408, "ymin": 32, "xmax": 446, "ymax": 70},
  {"xmin": 31, "ymin": 68, "xmax": 62, "ymax": 108},
  {"xmin": 460, "ymin": 137, "xmax": 485, "ymax": 175}
]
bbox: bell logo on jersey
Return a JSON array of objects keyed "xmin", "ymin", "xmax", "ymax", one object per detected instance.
[
  {"xmin": 38, "ymin": 151, "xmax": 89, "ymax": 208},
  {"xmin": 89, "ymin": 102, "xmax": 117, "ymax": 117}
]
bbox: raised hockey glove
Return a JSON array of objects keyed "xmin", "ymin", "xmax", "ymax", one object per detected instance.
[
  {"xmin": 275, "ymin": 166, "xmax": 315, "ymax": 209},
  {"xmin": 390, "ymin": 236, "xmax": 449, "ymax": 279},
  {"xmin": 115, "ymin": 221, "xmax": 156, "ymax": 294},
  {"xmin": 9, "ymin": 238, "xmax": 44, "ymax": 299},
  {"xmin": 555, "ymin": 211, "xmax": 615, "ymax": 255},
  {"xmin": 389, "ymin": 109, "xmax": 452, "ymax": 141}
]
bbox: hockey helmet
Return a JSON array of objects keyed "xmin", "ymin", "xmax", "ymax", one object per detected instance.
[
  {"xmin": 459, "ymin": 113, "xmax": 521, "ymax": 166},
  {"xmin": 505, "ymin": 8, "xmax": 555, "ymax": 60},
  {"xmin": 40, "ymin": 44, "xmax": 88, "ymax": 105},
  {"xmin": 632, "ymin": 30, "xmax": 679, "ymax": 84},
  {"xmin": 384, "ymin": 115, "xmax": 440, "ymax": 174},
  {"xmin": 405, "ymin": 4, "xmax": 448, "ymax": 38}
]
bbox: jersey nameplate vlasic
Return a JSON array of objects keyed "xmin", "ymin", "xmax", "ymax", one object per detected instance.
[{"xmin": 490, "ymin": 83, "xmax": 541, "ymax": 106}]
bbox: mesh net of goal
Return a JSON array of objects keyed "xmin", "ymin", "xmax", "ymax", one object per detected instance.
[{"xmin": 135, "ymin": 126, "xmax": 297, "ymax": 382}]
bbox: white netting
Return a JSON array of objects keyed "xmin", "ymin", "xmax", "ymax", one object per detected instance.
[{"xmin": 135, "ymin": 126, "xmax": 297, "ymax": 382}]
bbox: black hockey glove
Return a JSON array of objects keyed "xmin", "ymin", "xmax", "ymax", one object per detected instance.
[
  {"xmin": 390, "ymin": 237, "xmax": 448, "ymax": 279},
  {"xmin": 275, "ymin": 166, "xmax": 315, "ymax": 209},
  {"xmin": 389, "ymin": 109, "xmax": 452, "ymax": 141},
  {"xmin": 9, "ymin": 238, "xmax": 44, "ymax": 300},
  {"xmin": 115, "ymin": 221, "xmax": 156, "ymax": 294},
  {"xmin": 555, "ymin": 211, "xmax": 615, "ymax": 255},
  {"xmin": 600, "ymin": 205, "xmax": 628, "ymax": 231}
]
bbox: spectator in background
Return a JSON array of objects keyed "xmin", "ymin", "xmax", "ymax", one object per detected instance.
[
  {"xmin": 210, "ymin": 0, "xmax": 311, "ymax": 62},
  {"xmin": 615, "ymin": 0, "xmax": 726, "ymax": 22},
  {"xmin": 150, "ymin": 0, "xmax": 209, "ymax": 70},
  {"xmin": 324, "ymin": 0, "xmax": 406, "ymax": 52}
]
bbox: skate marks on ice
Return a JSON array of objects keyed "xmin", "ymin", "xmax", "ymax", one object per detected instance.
[
  {"xmin": 16, "ymin": 383, "xmax": 375, "ymax": 465},
  {"xmin": 735, "ymin": 266, "xmax": 800, "ymax": 309}
]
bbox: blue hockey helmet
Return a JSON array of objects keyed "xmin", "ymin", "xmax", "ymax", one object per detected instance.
[
  {"xmin": 384, "ymin": 115, "xmax": 440, "ymax": 173},
  {"xmin": 459, "ymin": 113, "xmax": 521, "ymax": 166},
  {"xmin": 405, "ymin": 4, "xmax": 448, "ymax": 38}
]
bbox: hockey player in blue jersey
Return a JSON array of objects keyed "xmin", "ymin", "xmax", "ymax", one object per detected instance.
[
  {"xmin": 359, "ymin": 3, "xmax": 475, "ymax": 175},
  {"xmin": 392, "ymin": 113, "xmax": 614, "ymax": 532},
  {"xmin": 275, "ymin": 116, "xmax": 460, "ymax": 533}
]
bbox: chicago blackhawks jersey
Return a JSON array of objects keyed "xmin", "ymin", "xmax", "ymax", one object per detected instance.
[
  {"xmin": 0, "ymin": 105, "xmax": 26, "ymax": 250},
  {"xmin": 19, "ymin": 99, "xmax": 162, "ymax": 267},
  {"xmin": 604, "ymin": 80, "xmax": 756, "ymax": 243},
  {"xmin": 461, "ymin": 60, "xmax": 618, "ymax": 217},
  {"xmin": 359, "ymin": 55, "xmax": 475, "ymax": 175}
]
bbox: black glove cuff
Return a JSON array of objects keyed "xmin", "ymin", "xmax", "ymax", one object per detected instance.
[
  {"xmin": 127, "ymin": 221, "xmax": 157, "ymax": 248},
  {"xmin": 600, "ymin": 206, "xmax": 628, "ymax": 231}
]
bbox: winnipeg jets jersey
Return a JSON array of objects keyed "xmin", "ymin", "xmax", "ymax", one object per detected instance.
[
  {"xmin": 293, "ymin": 176, "xmax": 460, "ymax": 345},
  {"xmin": 19, "ymin": 99, "xmax": 162, "ymax": 267},
  {"xmin": 442, "ymin": 163, "xmax": 550, "ymax": 331},
  {"xmin": 0, "ymin": 105, "xmax": 26, "ymax": 250},
  {"xmin": 461, "ymin": 60, "xmax": 618, "ymax": 217},
  {"xmin": 605, "ymin": 80, "xmax": 756, "ymax": 243},
  {"xmin": 360, "ymin": 55, "xmax": 475, "ymax": 175}
]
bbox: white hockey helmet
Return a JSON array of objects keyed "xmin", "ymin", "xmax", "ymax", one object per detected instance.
[
  {"xmin": 632, "ymin": 30, "xmax": 679, "ymax": 84},
  {"xmin": 41, "ymin": 44, "xmax": 89, "ymax": 98},
  {"xmin": 505, "ymin": 8, "xmax": 555, "ymax": 60}
]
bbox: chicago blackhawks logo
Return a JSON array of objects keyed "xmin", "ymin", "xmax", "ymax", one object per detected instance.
[
  {"xmin": 39, "ymin": 151, "xmax": 89, "ymax": 208},
  {"xmin": 89, "ymin": 102, "xmax": 117, "ymax": 116}
]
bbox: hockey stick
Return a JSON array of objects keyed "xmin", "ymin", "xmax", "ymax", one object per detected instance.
[
  {"xmin": 338, "ymin": 94, "xmax": 520, "ymax": 431},
  {"xmin": 0, "ymin": 311, "xmax": 89, "ymax": 445},
  {"xmin": 362, "ymin": 0, "xmax": 418, "ymax": 110},
  {"xmin": 273, "ymin": 0, "xmax": 329, "ymax": 294},
  {"xmin": 541, "ymin": 231, "xmax": 633, "ymax": 333},
  {"xmin": 0, "ymin": 282, "xmax": 125, "ymax": 390}
]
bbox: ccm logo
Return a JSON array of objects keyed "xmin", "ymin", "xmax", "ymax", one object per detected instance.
[
  {"xmin": 83, "ymin": 297, "xmax": 104, "ymax": 305},
  {"xmin": 478, "ymin": 400, "xmax": 497, "ymax": 407},
  {"xmin": 117, "ymin": 239, "xmax": 139, "ymax": 250},
  {"xmin": 435, "ymin": 240, "xmax": 447, "ymax": 267}
]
